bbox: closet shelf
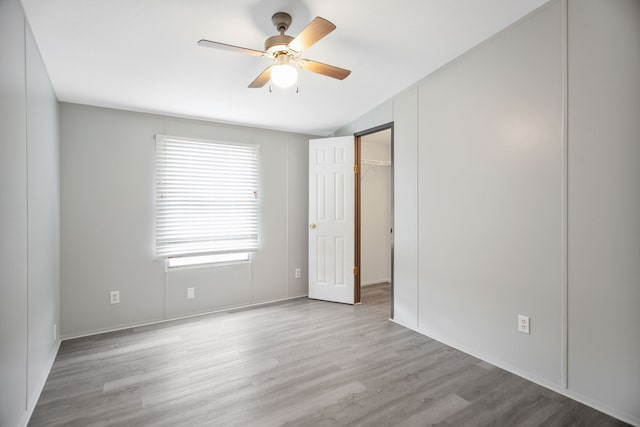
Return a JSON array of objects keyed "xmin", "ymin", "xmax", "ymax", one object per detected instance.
[
  {"xmin": 361, "ymin": 159, "xmax": 391, "ymax": 166},
  {"xmin": 361, "ymin": 159, "xmax": 391, "ymax": 179}
]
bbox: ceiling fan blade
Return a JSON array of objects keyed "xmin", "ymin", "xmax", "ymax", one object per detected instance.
[
  {"xmin": 198, "ymin": 39, "xmax": 266, "ymax": 57},
  {"xmin": 299, "ymin": 59, "xmax": 351, "ymax": 80},
  {"xmin": 248, "ymin": 67, "xmax": 272, "ymax": 88},
  {"xmin": 288, "ymin": 17, "xmax": 336, "ymax": 52}
]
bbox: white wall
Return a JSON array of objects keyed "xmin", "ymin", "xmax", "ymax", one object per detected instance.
[
  {"xmin": 0, "ymin": 2, "xmax": 28, "ymax": 425},
  {"xmin": 418, "ymin": 0, "xmax": 563, "ymax": 384},
  {"xmin": 0, "ymin": 0, "xmax": 60, "ymax": 425},
  {"xmin": 361, "ymin": 131, "xmax": 392, "ymax": 285},
  {"xmin": 567, "ymin": 0, "xmax": 640, "ymax": 419},
  {"xmin": 26, "ymin": 17, "xmax": 61, "ymax": 414},
  {"xmin": 388, "ymin": 87, "xmax": 419, "ymax": 329},
  {"xmin": 335, "ymin": 0, "xmax": 639, "ymax": 424},
  {"xmin": 60, "ymin": 103, "xmax": 311, "ymax": 337}
]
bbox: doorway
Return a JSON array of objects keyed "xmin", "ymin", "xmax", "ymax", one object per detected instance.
[
  {"xmin": 355, "ymin": 123, "xmax": 394, "ymax": 318},
  {"xmin": 307, "ymin": 125, "xmax": 393, "ymax": 316}
]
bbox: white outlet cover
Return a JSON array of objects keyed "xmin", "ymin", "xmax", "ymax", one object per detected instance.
[
  {"xmin": 518, "ymin": 314, "xmax": 530, "ymax": 334},
  {"xmin": 110, "ymin": 291, "xmax": 120, "ymax": 304},
  {"xmin": 295, "ymin": 268, "xmax": 301, "ymax": 278},
  {"xmin": 187, "ymin": 287, "xmax": 195, "ymax": 299}
]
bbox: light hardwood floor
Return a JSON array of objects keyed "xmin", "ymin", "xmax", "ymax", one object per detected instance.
[{"xmin": 30, "ymin": 284, "xmax": 628, "ymax": 426}]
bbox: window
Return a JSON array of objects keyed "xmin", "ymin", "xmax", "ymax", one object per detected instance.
[{"xmin": 155, "ymin": 135, "xmax": 259, "ymax": 264}]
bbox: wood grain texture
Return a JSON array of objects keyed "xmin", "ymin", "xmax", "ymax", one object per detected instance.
[
  {"xmin": 289, "ymin": 17, "xmax": 336, "ymax": 53},
  {"xmin": 248, "ymin": 67, "xmax": 272, "ymax": 88},
  {"xmin": 197, "ymin": 39, "xmax": 266, "ymax": 57},
  {"xmin": 29, "ymin": 284, "xmax": 628, "ymax": 426},
  {"xmin": 299, "ymin": 60, "xmax": 351, "ymax": 80}
]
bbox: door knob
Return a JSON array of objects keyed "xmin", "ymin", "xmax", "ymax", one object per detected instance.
[{"xmin": 309, "ymin": 223, "xmax": 317, "ymax": 229}]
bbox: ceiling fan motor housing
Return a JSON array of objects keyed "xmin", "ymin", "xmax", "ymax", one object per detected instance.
[
  {"xmin": 265, "ymin": 34, "xmax": 294, "ymax": 54},
  {"xmin": 271, "ymin": 12, "xmax": 292, "ymax": 33},
  {"xmin": 266, "ymin": 12, "xmax": 295, "ymax": 55}
]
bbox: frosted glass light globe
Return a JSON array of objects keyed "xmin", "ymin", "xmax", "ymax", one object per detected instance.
[{"xmin": 271, "ymin": 63, "xmax": 297, "ymax": 88}]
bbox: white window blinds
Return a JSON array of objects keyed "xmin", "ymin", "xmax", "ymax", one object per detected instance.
[{"xmin": 155, "ymin": 135, "xmax": 259, "ymax": 258}]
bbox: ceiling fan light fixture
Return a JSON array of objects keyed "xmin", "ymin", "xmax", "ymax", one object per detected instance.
[
  {"xmin": 270, "ymin": 54, "xmax": 297, "ymax": 88},
  {"xmin": 198, "ymin": 13, "xmax": 350, "ymax": 89}
]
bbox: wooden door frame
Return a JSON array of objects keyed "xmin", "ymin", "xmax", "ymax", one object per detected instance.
[{"xmin": 353, "ymin": 122, "xmax": 394, "ymax": 318}]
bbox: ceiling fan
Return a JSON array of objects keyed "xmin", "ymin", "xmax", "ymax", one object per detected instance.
[{"xmin": 198, "ymin": 12, "xmax": 351, "ymax": 89}]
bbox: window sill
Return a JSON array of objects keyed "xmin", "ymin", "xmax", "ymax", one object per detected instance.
[{"xmin": 165, "ymin": 253, "xmax": 251, "ymax": 271}]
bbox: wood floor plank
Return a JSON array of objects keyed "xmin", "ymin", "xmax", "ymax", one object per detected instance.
[{"xmin": 29, "ymin": 284, "xmax": 629, "ymax": 426}]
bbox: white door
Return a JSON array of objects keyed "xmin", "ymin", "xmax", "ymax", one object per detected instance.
[{"xmin": 308, "ymin": 136, "xmax": 355, "ymax": 304}]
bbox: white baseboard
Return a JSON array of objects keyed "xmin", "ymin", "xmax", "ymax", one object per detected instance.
[
  {"xmin": 362, "ymin": 278, "xmax": 391, "ymax": 286},
  {"xmin": 62, "ymin": 294, "xmax": 309, "ymax": 341},
  {"xmin": 21, "ymin": 338, "xmax": 61, "ymax": 427},
  {"xmin": 389, "ymin": 317, "xmax": 418, "ymax": 331},
  {"xmin": 396, "ymin": 322, "xmax": 638, "ymax": 426},
  {"xmin": 39, "ymin": 301, "xmax": 639, "ymax": 426}
]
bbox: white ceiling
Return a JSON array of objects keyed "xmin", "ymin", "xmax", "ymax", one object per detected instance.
[{"xmin": 21, "ymin": 0, "xmax": 549, "ymax": 136}]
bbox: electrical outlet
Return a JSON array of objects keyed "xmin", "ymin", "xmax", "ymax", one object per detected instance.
[
  {"xmin": 110, "ymin": 290, "xmax": 120, "ymax": 305},
  {"xmin": 187, "ymin": 287, "xmax": 195, "ymax": 300},
  {"xmin": 295, "ymin": 268, "xmax": 301, "ymax": 279},
  {"xmin": 518, "ymin": 315, "xmax": 530, "ymax": 334},
  {"xmin": 53, "ymin": 324, "xmax": 57, "ymax": 341}
]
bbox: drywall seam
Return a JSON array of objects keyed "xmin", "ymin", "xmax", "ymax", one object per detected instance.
[
  {"xmin": 164, "ymin": 266, "xmax": 169, "ymax": 319},
  {"xmin": 286, "ymin": 136, "xmax": 290, "ymax": 297},
  {"xmin": 22, "ymin": 15, "xmax": 30, "ymax": 417},
  {"xmin": 415, "ymin": 84, "xmax": 420, "ymax": 331},
  {"xmin": 162, "ymin": 119, "xmax": 169, "ymax": 320},
  {"xmin": 560, "ymin": 0, "xmax": 569, "ymax": 390}
]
